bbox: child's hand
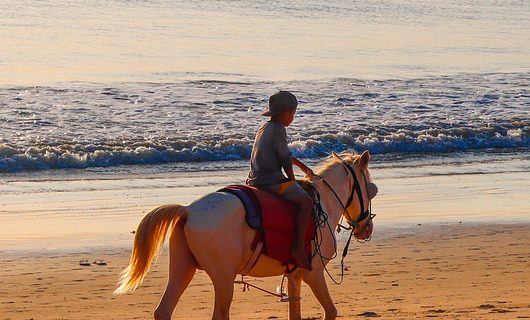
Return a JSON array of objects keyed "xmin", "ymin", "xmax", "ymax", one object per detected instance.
[{"xmin": 293, "ymin": 156, "xmax": 316, "ymax": 179}]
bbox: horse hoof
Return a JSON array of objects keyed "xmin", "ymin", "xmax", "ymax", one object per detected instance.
[{"xmin": 154, "ymin": 309, "xmax": 171, "ymax": 320}]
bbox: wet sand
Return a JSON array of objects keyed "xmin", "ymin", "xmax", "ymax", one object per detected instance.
[
  {"xmin": 1, "ymin": 222, "xmax": 529, "ymax": 319},
  {"xmin": 2, "ymin": 161, "xmax": 528, "ymax": 252}
]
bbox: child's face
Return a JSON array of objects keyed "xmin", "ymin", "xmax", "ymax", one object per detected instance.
[{"xmin": 280, "ymin": 109, "xmax": 296, "ymax": 127}]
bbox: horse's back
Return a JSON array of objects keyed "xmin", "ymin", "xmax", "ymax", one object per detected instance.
[{"xmin": 186, "ymin": 191, "xmax": 243, "ymax": 229}]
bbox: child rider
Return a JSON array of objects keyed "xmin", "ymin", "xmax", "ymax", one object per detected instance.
[{"xmin": 246, "ymin": 90, "xmax": 314, "ymax": 271}]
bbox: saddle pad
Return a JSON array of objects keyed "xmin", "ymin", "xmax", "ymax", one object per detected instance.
[
  {"xmin": 218, "ymin": 185, "xmax": 262, "ymax": 229},
  {"xmin": 219, "ymin": 185, "xmax": 315, "ymax": 267}
]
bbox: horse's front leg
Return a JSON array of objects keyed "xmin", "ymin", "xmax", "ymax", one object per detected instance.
[
  {"xmin": 303, "ymin": 270, "xmax": 337, "ymax": 320},
  {"xmin": 287, "ymin": 270, "xmax": 303, "ymax": 320}
]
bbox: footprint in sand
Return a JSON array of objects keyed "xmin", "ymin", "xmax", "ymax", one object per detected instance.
[
  {"xmin": 357, "ymin": 311, "xmax": 380, "ymax": 317},
  {"xmin": 428, "ymin": 309, "xmax": 446, "ymax": 314}
]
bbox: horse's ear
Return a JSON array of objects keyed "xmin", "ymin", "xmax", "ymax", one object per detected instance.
[
  {"xmin": 331, "ymin": 152, "xmax": 341, "ymax": 160},
  {"xmin": 360, "ymin": 150, "xmax": 370, "ymax": 169}
]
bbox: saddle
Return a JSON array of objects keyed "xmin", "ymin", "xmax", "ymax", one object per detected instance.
[{"xmin": 218, "ymin": 184, "xmax": 315, "ymax": 272}]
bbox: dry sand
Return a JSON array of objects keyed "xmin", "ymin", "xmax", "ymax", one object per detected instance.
[{"xmin": 1, "ymin": 222, "xmax": 529, "ymax": 319}]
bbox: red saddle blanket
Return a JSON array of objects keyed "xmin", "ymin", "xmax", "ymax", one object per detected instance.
[{"xmin": 220, "ymin": 185, "xmax": 315, "ymax": 266}]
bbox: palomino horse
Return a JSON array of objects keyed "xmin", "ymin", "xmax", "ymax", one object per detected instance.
[{"xmin": 115, "ymin": 151, "xmax": 377, "ymax": 320}]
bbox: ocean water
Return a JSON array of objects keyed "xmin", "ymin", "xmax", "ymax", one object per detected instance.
[
  {"xmin": 1, "ymin": 0, "xmax": 529, "ymax": 84},
  {"xmin": 0, "ymin": 73, "xmax": 529, "ymax": 173}
]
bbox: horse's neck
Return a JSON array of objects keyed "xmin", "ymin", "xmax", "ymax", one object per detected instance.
[{"xmin": 314, "ymin": 166, "xmax": 350, "ymax": 227}]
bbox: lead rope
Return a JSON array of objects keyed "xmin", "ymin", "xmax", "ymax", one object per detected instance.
[{"xmin": 321, "ymin": 227, "xmax": 355, "ymax": 285}]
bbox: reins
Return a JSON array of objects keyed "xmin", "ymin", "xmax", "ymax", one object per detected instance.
[{"xmin": 312, "ymin": 159, "xmax": 374, "ymax": 284}]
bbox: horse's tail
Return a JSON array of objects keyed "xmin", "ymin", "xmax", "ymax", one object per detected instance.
[{"xmin": 114, "ymin": 204, "xmax": 188, "ymax": 294}]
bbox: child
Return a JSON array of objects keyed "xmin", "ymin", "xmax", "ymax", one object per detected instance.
[{"xmin": 247, "ymin": 90, "xmax": 314, "ymax": 271}]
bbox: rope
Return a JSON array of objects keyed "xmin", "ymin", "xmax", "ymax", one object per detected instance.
[
  {"xmin": 234, "ymin": 275, "xmax": 301, "ymax": 302},
  {"xmin": 307, "ymin": 184, "xmax": 351, "ymax": 285}
]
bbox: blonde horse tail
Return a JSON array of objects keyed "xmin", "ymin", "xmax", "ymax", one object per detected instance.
[{"xmin": 114, "ymin": 204, "xmax": 188, "ymax": 294}]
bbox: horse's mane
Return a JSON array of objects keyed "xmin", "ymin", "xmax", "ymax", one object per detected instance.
[{"xmin": 314, "ymin": 151, "xmax": 361, "ymax": 176}]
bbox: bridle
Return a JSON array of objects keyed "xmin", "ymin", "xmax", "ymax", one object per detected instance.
[
  {"xmin": 340, "ymin": 161, "xmax": 372, "ymax": 228},
  {"xmin": 320, "ymin": 159, "xmax": 375, "ymax": 234}
]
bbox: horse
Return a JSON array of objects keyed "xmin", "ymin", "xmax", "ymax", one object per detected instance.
[{"xmin": 114, "ymin": 150, "xmax": 377, "ymax": 320}]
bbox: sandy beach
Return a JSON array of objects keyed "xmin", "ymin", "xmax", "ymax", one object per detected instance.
[
  {"xmin": 1, "ymin": 159, "xmax": 529, "ymax": 319},
  {"xmin": 1, "ymin": 222, "xmax": 529, "ymax": 319}
]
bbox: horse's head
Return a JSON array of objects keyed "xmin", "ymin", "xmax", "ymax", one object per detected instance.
[{"xmin": 316, "ymin": 150, "xmax": 377, "ymax": 240}]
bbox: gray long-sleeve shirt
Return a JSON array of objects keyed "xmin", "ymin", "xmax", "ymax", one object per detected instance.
[{"xmin": 247, "ymin": 121, "xmax": 292, "ymax": 186}]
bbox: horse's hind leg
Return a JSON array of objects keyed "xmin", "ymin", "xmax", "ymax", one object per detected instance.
[
  {"xmin": 209, "ymin": 271, "xmax": 236, "ymax": 320},
  {"xmin": 154, "ymin": 223, "xmax": 197, "ymax": 320}
]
